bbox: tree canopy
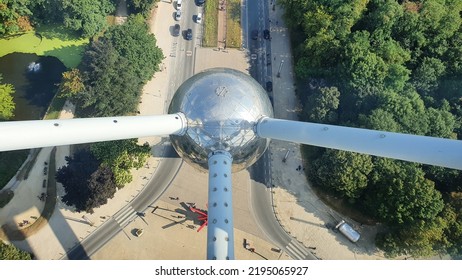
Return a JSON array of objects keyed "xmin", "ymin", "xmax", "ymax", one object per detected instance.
[
  {"xmin": 0, "ymin": 75, "xmax": 15, "ymax": 120},
  {"xmin": 73, "ymin": 15, "xmax": 164, "ymax": 117},
  {"xmin": 55, "ymin": 149, "xmax": 118, "ymax": 213},
  {"xmin": 28, "ymin": 0, "xmax": 116, "ymax": 37},
  {"xmin": 0, "ymin": 0, "xmax": 33, "ymax": 35},
  {"xmin": 90, "ymin": 139, "xmax": 151, "ymax": 186}
]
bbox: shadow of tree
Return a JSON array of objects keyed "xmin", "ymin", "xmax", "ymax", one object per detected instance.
[
  {"xmin": 43, "ymin": 44, "xmax": 87, "ymax": 69},
  {"xmin": 35, "ymin": 24, "xmax": 83, "ymax": 41}
]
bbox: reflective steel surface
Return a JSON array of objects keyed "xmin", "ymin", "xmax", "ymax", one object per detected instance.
[{"xmin": 168, "ymin": 68, "xmax": 274, "ymax": 172}]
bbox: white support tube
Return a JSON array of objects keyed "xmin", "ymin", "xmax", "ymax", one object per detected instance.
[
  {"xmin": 0, "ymin": 114, "xmax": 187, "ymax": 152},
  {"xmin": 256, "ymin": 117, "xmax": 462, "ymax": 170},
  {"xmin": 207, "ymin": 151, "xmax": 234, "ymax": 260}
]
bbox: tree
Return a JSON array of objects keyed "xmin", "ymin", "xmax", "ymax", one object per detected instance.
[
  {"xmin": 360, "ymin": 108, "xmax": 401, "ymax": 133},
  {"xmin": 90, "ymin": 139, "xmax": 150, "ymax": 186},
  {"xmin": 364, "ymin": 159, "xmax": 444, "ymax": 225},
  {"xmin": 79, "ymin": 39, "xmax": 142, "ymax": 117},
  {"xmin": 57, "ymin": 69, "xmax": 85, "ymax": 98},
  {"xmin": 0, "ymin": 0, "xmax": 32, "ymax": 35},
  {"xmin": 309, "ymin": 149, "xmax": 373, "ymax": 200},
  {"xmin": 374, "ymin": 90, "xmax": 429, "ymax": 135},
  {"xmin": 341, "ymin": 30, "xmax": 388, "ymax": 98},
  {"xmin": 0, "ymin": 75, "xmax": 15, "ymax": 120},
  {"xmin": 0, "ymin": 242, "xmax": 33, "ymax": 260},
  {"xmin": 376, "ymin": 217, "xmax": 449, "ymax": 258},
  {"xmin": 126, "ymin": 0, "xmax": 157, "ymax": 17},
  {"xmin": 56, "ymin": 149, "xmax": 118, "ymax": 213},
  {"xmin": 303, "ymin": 86, "xmax": 340, "ymax": 123},
  {"xmin": 412, "ymin": 57, "xmax": 446, "ymax": 95},
  {"xmin": 61, "ymin": 0, "xmax": 116, "ymax": 37},
  {"xmin": 104, "ymin": 14, "xmax": 164, "ymax": 83}
]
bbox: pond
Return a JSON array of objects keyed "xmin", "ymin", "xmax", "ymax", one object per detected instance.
[{"xmin": 0, "ymin": 52, "xmax": 67, "ymax": 120}]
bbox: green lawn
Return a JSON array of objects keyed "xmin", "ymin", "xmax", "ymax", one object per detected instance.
[
  {"xmin": 226, "ymin": 0, "xmax": 242, "ymax": 48},
  {"xmin": 0, "ymin": 24, "xmax": 89, "ymax": 68},
  {"xmin": 203, "ymin": 0, "xmax": 219, "ymax": 47}
]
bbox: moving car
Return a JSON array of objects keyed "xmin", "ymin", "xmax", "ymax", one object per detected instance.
[
  {"xmin": 196, "ymin": 12, "xmax": 202, "ymax": 23},
  {"xmin": 173, "ymin": 24, "xmax": 180, "ymax": 36},
  {"xmin": 185, "ymin": 28, "xmax": 193, "ymax": 40},
  {"xmin": 263, "ymin": 29, "xmax": 270, "ymax": 40}
]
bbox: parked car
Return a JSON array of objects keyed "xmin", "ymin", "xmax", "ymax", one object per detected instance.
[
  {"xmin": 135, "ymin": 228, "xmax": 144, "ymax": 237},
  {"xmin": 175, "ymin": 10, "xmax": 182, "ymax": 21},
  {"xmin": 173, "ymin": 24, "xmax": 180, "ymax": 36},
  {"xmin": 185, "ymin": 28, "xmax": 193, "ymax": 40},
  {"xmin": 196, "ymin": 12, "xmax": 202, "ymax": 23},
  {"xmin": 196, "ymin": 0, "xmax": 205, "ymax": 6},
  {"xmin": 176, "ymin": 0, "xmax": 182, "ymax": 10},
  {"xmin": 263, "ymin": 29, "xmax": 270, "ymax": 40}
]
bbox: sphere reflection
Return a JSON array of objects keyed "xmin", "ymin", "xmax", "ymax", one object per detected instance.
[{"xmin": 168, "ymin": 68, "xmax": 274, "ymax": 172}]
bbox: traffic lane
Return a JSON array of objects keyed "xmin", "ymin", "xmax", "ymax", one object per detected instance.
[
  {"xmin": 132, "ymin": 147, "xmax": 183, "ymax": 211},
  {"xmin": 250, "ymin": 180, "xmax": 291, "ymax": 248},
  {"xmin": 65, "ymin": 220, "xmax": 120, "ymax": 259}
]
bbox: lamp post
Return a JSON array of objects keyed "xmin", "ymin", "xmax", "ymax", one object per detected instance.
[{"xmin": 276, "ymin": 59, "xmax": 284, "ymax": 78}]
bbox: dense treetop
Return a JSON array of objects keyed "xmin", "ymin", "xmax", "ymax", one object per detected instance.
[{"xmin": 0, "ymin": 75, "xmax": 15, "ymax": 120}]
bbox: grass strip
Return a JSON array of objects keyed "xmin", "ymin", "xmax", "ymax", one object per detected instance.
[
  {"xmin": 203, "ymin": 0, "xmax": 219, "ymax": 47},
  {"xmin": 225, "ymin": 0, "xmax": 242, "ymax": 48}
]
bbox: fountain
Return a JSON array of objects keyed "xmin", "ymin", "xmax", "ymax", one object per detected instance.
[{"xmin": 27, "ymin": 62, "xmax": 41, "ymax": 72}]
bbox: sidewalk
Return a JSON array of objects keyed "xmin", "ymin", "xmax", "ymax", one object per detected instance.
[{"xmin": 267, "ymin": 3, "xmax": 386, "ymax": 260}]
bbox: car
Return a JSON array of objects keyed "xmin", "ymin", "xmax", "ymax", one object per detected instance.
[
  {"xmin": 185, "ymin": 28, "xmax": 193, "ymax": 40},
  {"xmin": 266, "ymin": 81, "xmax": 273, "ymax": 92},
  {"xmin": 135, "ymin": 228, "xmax": 144, "ymax": 237},
  {"xmin": 196, "ymin": 12, "xmax": 202, "ymax": 23},
  {"xmin": 176, "ymin": 0, "xmax": 182, "ymax": 10},
  {"xmin": 173, "ymin": 24, "xmax": 180, "ymax": 36},
  {"xmin": 263, "ymin": 29, "xmax": 270, "ymax": 40},
  {"xmin": 175, "ymin": 10, "xmax": 181, "ymax": 21},
  {"xmin": 196, "ymin": 0, "xmax": 205, "ymax": 6},
  {"xmin": 251, "ymin": 30, "xmax": 258, "ymax": 40}
]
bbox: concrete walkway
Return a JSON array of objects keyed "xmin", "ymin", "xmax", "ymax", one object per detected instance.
[{"xmin": 217, "ymin": 0, "xmax": 227, "ymax": 49}]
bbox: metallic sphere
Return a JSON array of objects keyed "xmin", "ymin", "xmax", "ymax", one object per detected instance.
[{"xmin": 168, "ymin": 68, "xmax": 274, "ymax": 172}]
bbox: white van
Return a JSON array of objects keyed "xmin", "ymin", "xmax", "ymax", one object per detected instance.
[{"xmin": 176, "ymin": 0, "xmax": 182, "ymax": 10}]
